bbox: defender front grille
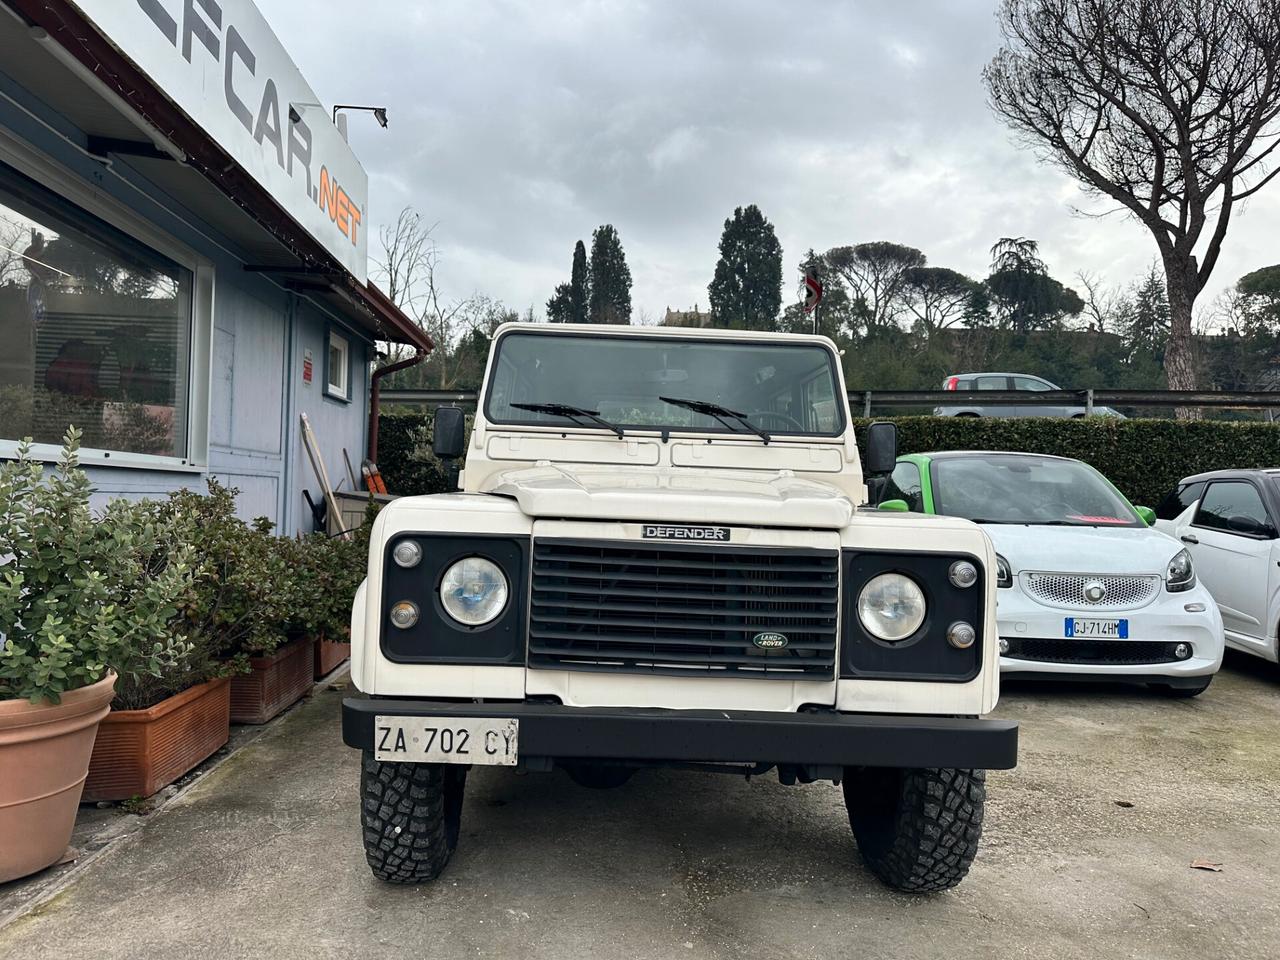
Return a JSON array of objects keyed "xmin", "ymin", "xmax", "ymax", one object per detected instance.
[
  {"xmin": 1022, "ymin": 572, "xmax": 1159, "ymax": 610},
  {"xmin": 1004, "ymin": 637, "xmax": 1187, "ymax": 665},
  {"xmin": 529, "ymin": 539, "xmax": 839, "ymax": 680}
]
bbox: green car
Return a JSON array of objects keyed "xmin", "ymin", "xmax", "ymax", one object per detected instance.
[{"xmin": 877, "ymin": 452, "xmax": 1156, "ymax": 527}]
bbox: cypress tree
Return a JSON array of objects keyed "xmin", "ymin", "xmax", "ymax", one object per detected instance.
[
  {"xmin": 588, "ymin": 224, "xmax": 632, "ymax": 325},
  {"xmin": 707, "ymin": 204, "xmax": 783, "ymax": 330},
  {"xmin": 569, "ymin": 240, "xmax": 590, "ymax": 325}
]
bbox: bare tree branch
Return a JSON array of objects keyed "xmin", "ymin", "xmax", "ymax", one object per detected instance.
[{"xmin": 983, "ymin": 0, "xmax": 1280, "ymax": 394}]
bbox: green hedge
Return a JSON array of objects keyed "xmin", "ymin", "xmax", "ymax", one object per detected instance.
[
  {"xmin": 378, "ymin": 411, "xmax": 472, "ymax": 497},
  {"xmin": 853, "ymin": 416, "xmax": 1280, "ymax": 507},
  {"xmin": 378, "ymin": 412, "xmax": 1280, "ymax": 508}
]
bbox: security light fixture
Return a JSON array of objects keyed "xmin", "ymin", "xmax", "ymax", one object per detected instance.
[{"xmin": 332, "ymin": 104, "xmax": 389, "ymax": 129}]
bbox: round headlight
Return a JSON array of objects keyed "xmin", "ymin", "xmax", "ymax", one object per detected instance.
[
  {"xmin": 393, "ymin": 540, "xmax": 422, "ymax": 568},
  {"xmin": 440, "ymin": 557, "xmax": 509, "ymax": 626},
  {"xmin": 857, "ymin": 573, "xmax": 927, "ymax": 642}
]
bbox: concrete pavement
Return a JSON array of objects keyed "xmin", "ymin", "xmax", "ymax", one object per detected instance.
[{"xmin": 2, "ymin": 653, "xmax": 1278, "ymax": 960}]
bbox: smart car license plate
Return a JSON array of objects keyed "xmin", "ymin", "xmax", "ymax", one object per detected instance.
[
  {"xmin": 1064, "ymin": 618, "xmax": 1128, "ymax": 639},
  {"xmin": 374, "ymin": 716, "xmax": 518, "ymax": 766}
]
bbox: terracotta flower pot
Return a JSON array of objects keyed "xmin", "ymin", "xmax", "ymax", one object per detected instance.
[
  {"xmin": 230, "ymin": 636, "xmax": 316, "ymax": 725},
  {"xmin": 314, "ymin": 632, "xmax": 351, "ymax": 679},
  {"xmin": 83, "ymin": 676, "xmax": 232, "ymax": 802},
  {"xmin": 0, "ymin": 672, "xmax": 117, "ymax": 883}
]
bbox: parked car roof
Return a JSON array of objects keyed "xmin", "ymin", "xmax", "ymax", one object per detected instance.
[
  {"xmin": 1178, "ymin": 467, "xmax": 1280, "ymax": 484},
  {"xmin": 913, "ymin": 450, "xmax": 1077, "ymax": 463},
  {"xmin": 946, "ymin": 372, "xmax": 1053, "ymax": 379}
]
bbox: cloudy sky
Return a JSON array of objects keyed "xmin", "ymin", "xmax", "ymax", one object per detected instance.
[{"xmin": 264, "ymin": 0, "xmax": 1278, "ymax": 323}]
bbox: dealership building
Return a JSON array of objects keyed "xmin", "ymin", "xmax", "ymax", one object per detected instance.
[{"xmin": 0, "ymin": 0, "xmax": 429, "ymax": 531}]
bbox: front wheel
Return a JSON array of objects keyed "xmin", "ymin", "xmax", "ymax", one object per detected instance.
[
  {"xmin": 843, "ymin": 767, "xmax": 986, "ymax": 893},
  {"xmin": 360, "ymin": 753, "xmax": 467, "ymax": 884}
]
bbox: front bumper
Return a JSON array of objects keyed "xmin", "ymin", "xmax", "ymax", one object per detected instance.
[
  {"xmin": 996, "ymin": 583, "xmax": 1224, "ymax": 679},
  {"xmin": 342, "ymin": 698, "xmax": 1019, "ymax": 770}
]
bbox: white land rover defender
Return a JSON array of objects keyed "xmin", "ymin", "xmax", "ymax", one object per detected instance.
[{"xmin": 342, "ymin": 323, "xmax": 1018, "ymax": 893}]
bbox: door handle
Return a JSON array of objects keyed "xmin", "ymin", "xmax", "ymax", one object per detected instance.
[{"xmin": 1180, "ymin": 534, "xmax": 1199, "ymax": 544}]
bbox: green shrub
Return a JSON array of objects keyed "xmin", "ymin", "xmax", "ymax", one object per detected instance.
[
  {"xmin": 0, "ymin": 430, "xmax": 196, "ymax": 704},
  {"xmin": 854, "ymin": 416, "xmax": 1280, "ymax": 507},
  {"xmin": 157, "ymin": 480, "xmax": 292, "ymax": 661},
  {"xmin": 378, "ymin": 411, "xmax": 472, "ymax": 496}
]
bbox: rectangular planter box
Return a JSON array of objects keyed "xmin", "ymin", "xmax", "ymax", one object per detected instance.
[
  {"xmin": 83, "ymin": 677, "xmax": 231, "ymax": 803},
  {"xmin": 230, "ymin": 637, "xmax": 316, "ymax": 725},
  {"xmin": 314, "ymin": 635, "xmax": 351, "ymax": 679}
]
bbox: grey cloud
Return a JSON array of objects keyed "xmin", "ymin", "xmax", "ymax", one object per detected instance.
[{"xmin": 264, "ymin": 0, "xmax": 1278, "ymax": 318}]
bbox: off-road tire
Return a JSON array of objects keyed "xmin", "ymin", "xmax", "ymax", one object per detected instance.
[
  {"xmin": 563, "ymin": 763, "xmax": 636, "ymax": 789},
  {"xmin": 1150, "ymin": 677, "xmax": 1213, "ymax": 698},
  {"xmin": 843, "ymin": 766, "xmax": 985, "ymax": 893},
  {"xmin": 360, "ymin": 753, "xmax": 466, "ymax": 884}
]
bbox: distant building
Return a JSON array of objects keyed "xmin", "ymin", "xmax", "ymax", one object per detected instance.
[{"xmin": 661, "ymin": 305, "xmax": 713, "ymax": 328}]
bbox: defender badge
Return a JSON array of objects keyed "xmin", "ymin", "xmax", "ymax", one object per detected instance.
[
  {"xmin": 642, "ymin": 524, "xmax": 730, "ymax": 541},
  {"xmin": 752, "ymin": 632, "xmax": 790, "ymax": 649}
]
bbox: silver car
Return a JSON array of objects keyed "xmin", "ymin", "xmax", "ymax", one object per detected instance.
[{"xmin": 934, "ymin": 372, "xmax": 1122, "ymax": 418}]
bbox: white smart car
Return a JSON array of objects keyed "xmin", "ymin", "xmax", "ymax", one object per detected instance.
[{"xmin": 881, "ymin": 451, "xmax": 1224, "ymax": 696}]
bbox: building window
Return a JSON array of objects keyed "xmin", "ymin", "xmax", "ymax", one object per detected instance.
[
  {"xmin": 326, "ymin": 329, "xmax": 349, "ymax": 401},
  {"xmin": 0, "ymin": 162, "xmax": 192, "ymax": 459}
]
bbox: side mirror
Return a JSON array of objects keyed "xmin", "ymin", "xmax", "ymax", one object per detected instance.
[
  {"xmin": 432, "ymin": 406, "xmax": 466, "ymax": 461},
  {"xmin": 1227, "ymin": 514, "xmax": 1266, "ymax": 536},
  {"xmin": 878, "ymin": 498, "xmax": 910, "ymax": 512},
  {"xmin": 864, "ymin": 421, "xmax": 898, "ymax": 476},
  {"xmin": 1135, "ymin": 506, "xmax": 1156, "ymax": 526}
]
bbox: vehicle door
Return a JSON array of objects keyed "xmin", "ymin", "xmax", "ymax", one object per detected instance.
[
  {"xmin": 1011, "ymin": 375, "xmax": 1063, "ymax": 418},
  {"xmin": 974, "ymin": 375, "xmax": 1012, "ymax": 417},
  {"xmin": 1153, "ymin": 481, "xmax": 1205, "ymax": 537},
  {"xmin": 1186, "ymin": 480, "xmax": 1279, "ymax": 647}
]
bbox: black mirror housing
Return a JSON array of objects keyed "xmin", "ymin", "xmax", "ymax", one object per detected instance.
[
  {"xmin": 433, "ymin": 406, "xmax": 467, "ymax": 461},
  {"xmin": 864, "ymin": 421, "xmax": 898, "ymax": 477}
]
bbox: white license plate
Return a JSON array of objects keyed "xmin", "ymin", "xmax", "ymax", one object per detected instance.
[
  {"xmin": 374, "ymin": 716, "xmax": 519, "ymax": 766},
  {"xmin": 1064, "ymin": 618, "xmax": 1128, "ymax": 639}
]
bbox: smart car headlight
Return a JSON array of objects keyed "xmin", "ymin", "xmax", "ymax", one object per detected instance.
[
  {"xmin": 1166, "ymin": 548, "xmax": 1196, "ymax": 592},
  {"xmin": 439, "ymin": 556, "xmax": 509, "ymax": 626},
  {"xmin": 995, "ymin": 553, "xmax": 1012, "ymax": 588},
  {"xmin": 857, "ymin": 573, "xmax": 927, "ymax": 642}
]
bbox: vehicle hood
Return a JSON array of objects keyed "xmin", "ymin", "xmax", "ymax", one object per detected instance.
[
  {"xmin": 982, "ymin": 523, "xmax": 1182, "ymax": 576},
  {"xmin": 482, "ymin": 463, "xmax": 854, "ymax": 528}
]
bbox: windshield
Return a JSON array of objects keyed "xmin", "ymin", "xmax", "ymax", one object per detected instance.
[
  {"xmin": 484, "ymin": 331, "xmax": 844, "ymax": 437},
  {"xmin": 930, "ymin": 454, "xmax": 1141, "ymax": 526}
]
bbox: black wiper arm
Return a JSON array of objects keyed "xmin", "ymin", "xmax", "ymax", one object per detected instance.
[
  {"xmin": 659, "ymin": 396, "xmax": 771, "ymax": 444},
  {"xmin": 510, "ymin": 402, "xmax": 624, "ymax": 438}
]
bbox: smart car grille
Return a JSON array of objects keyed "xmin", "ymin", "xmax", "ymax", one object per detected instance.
[
  {"xmin": 1004, "ymin": 638, "xmax": 1187, "ymax": 665},
  {"xmin": 529, "ymin": 539, "xmax": 839, "ymax": 680},
  {"xmin": 1022, "ymin": 573, "xmax": 1159, "ymax": 610}
]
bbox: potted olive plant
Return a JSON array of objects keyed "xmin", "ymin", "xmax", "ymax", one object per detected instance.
[{"xmin": 0, "ymin": 431, "xmax": 193, "ymax": 881}]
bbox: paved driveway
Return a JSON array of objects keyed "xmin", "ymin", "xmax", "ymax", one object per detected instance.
[{"xmin": 3, "ymin": 654, "xmax": 1278, "ymax": 960}]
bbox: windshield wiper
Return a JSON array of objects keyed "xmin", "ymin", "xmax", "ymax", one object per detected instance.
[
  {"xmin": 659, "ymin": 396, "xmax": 771, "ymax": 444},
  {"xmin": 510, "ymin": 402, "xmax": 624, "ymax": 438}
]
